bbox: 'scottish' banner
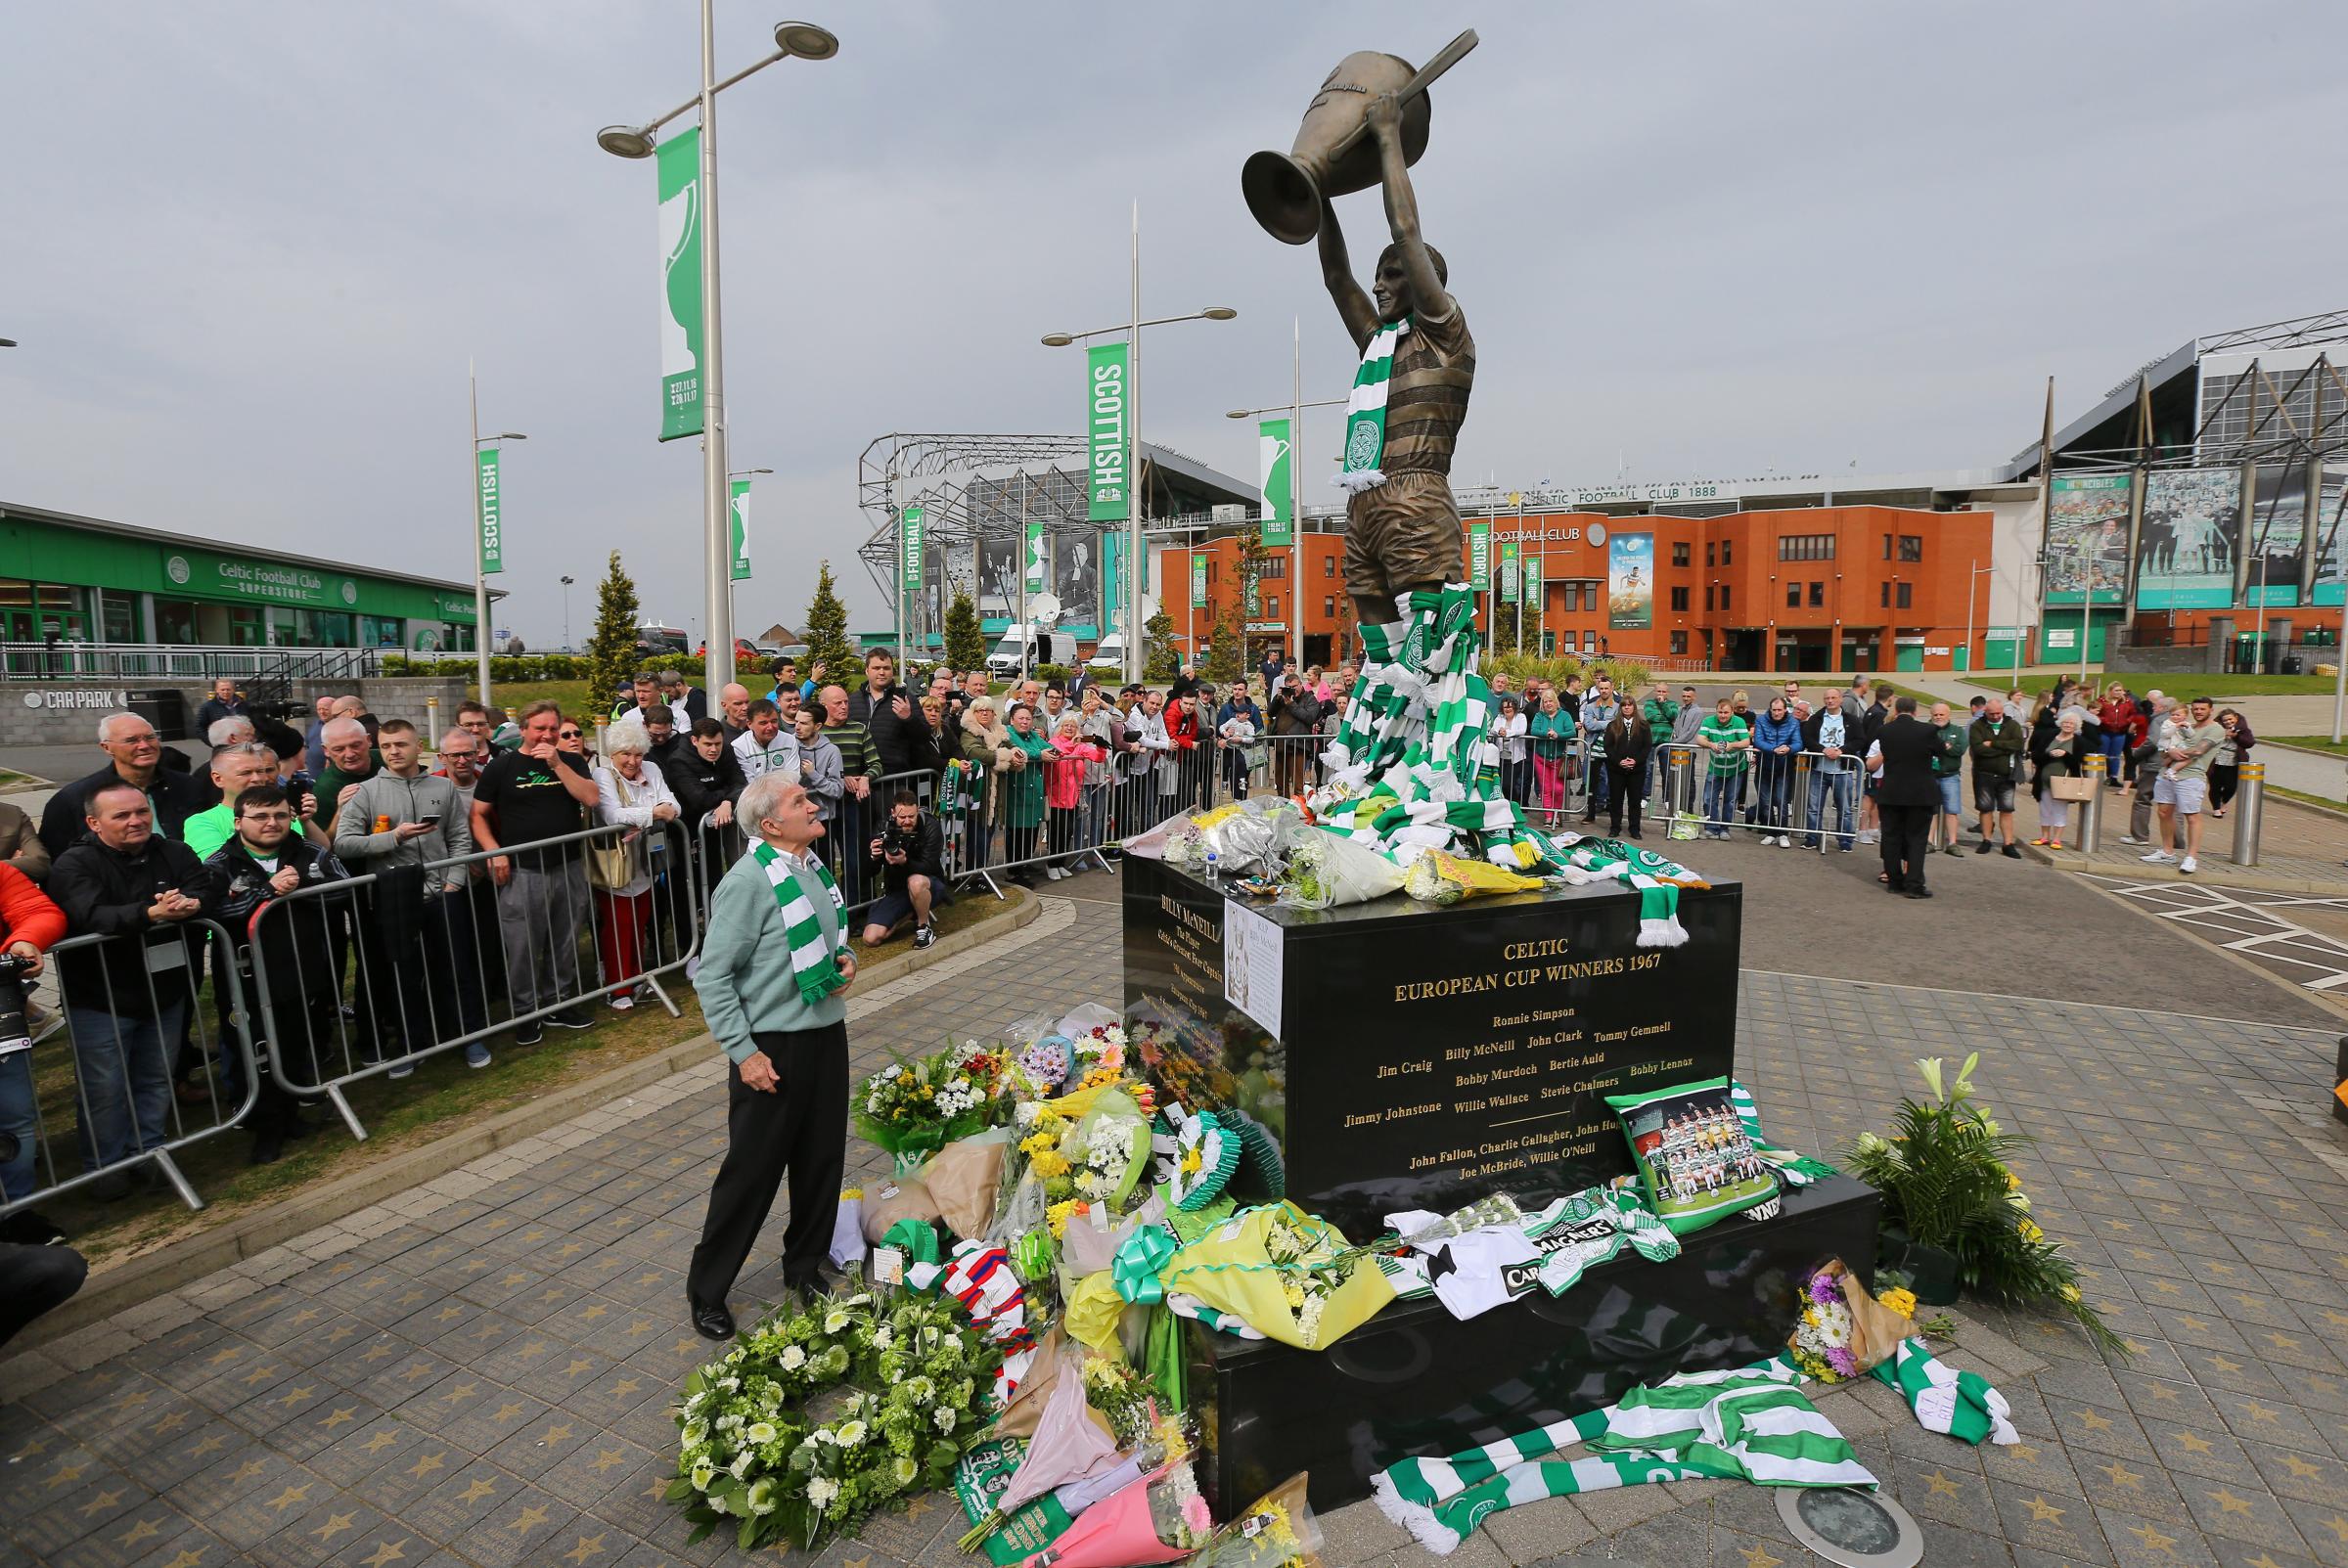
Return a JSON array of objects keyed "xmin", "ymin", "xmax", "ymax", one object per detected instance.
[
  {"xmin": 1607, "ymin": 532, "xmax": 1654, "ymax": 630},
  {"xmin": 1087, "ymin": 342, "xmax": 1130, "ymax": 522},
  {"xmin": 476, "ymin": 449, "xmax": 503, "ymax": 575},
  {"xmin": 728, "ymin": 479, "xmax": 752, "ymax": 582},
  {"xmin": 655, "ymin": 128, "xmax": 704, "ymax": 442},
  {"xmin": 1258, "ymin": 418, "xmax": 1292, "ymax": 547}
]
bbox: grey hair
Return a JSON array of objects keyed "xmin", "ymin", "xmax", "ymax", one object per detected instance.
[
  {"xmin": 656, "ymin": 669, "xmax": 681, "ymax": 684},
  {"xmin": 97, "ymin": 711, "xmax": 159, "ymax": 742},
  {"xmin": 603, "ymin": 716, "xmax": 651, "ymax": 756},
  {"xmin": 206, "ymin": 715, "xmax": 256, "ymax": 746},
  {"xmin": 737, "ymin": 770, "xmax": 804, "ymax": 833},
  {"xmin": 322, "ymin": 717, "xmax": 368, "ymax": 744},
  {"xmin": 211, "ymin": 740, "xmax": 277, "ymax": 773}
]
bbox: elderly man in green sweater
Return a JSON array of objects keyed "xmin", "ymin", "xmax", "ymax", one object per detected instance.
[{"xmin": 686, "ymin": 771, "xmax": 858, "ymax": 1341}]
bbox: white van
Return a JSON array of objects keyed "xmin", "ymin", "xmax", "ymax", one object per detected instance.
[
  {"xmin": 986, "ymin": 628, "xmax": 1079, "ymax": 677},
  {"xmin": 1085, "ymin": 635, "xmax": 1126, "ymax": 673}
]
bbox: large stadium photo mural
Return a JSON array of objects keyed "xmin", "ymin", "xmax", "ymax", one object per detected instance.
[
  {"xmin": 1606, "ymin": 531, "xmax": 1653, "ymax": 630},
  {"xmin": 2137, "ymin": 469, "xmax": 2239, "ymax": 609},
  {"xmin": 2045, "ymin": 473, "xmax": 2131, "ymax": 605},
  {"xmin": 2246, "ymin": 464, "xmax": 2308, "ymax": 607}
]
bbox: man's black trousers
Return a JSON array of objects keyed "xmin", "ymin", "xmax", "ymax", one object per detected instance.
[
  {"xmin": 687, "ymin": 1021, "xmax": 847, "ymax": 1309},
  {"xmin": 1879, "ymin": 802, "xmax": 1933, "ymax": 892}
]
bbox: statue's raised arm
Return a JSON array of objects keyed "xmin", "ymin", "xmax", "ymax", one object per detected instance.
[{"xmin": 1365, "ymin": 90, "xmax": 1454, "ymax": 326}]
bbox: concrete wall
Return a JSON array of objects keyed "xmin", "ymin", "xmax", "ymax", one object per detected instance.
[{"xmin": 0, "ymin": 676, "xmax": 468, "ymax": 746}]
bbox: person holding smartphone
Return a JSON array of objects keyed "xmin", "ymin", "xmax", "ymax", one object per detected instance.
[{"xmin": 333, "ymin": 719, "xmax": 484, "ymax": 1070}]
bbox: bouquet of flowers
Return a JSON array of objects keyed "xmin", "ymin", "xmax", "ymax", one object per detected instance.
[
  {"xmin": 1067, "ymin": 1022, "xmax": 1130, "ymax": 1094},
  {"xmin": 1844, "ymin": 1053, "xmax": 2121, "ymax": 1354},
  {"xmin": 1183, "ymin": 1473, "xmax": 1322, "ymax": 1568},
  {"xmin": 1790, "ymin": 1268, "xmax": 1861, "ymax": 1382},
  {"xmin": 669, "ymin": 1290, "xmax": 998, "ymax": 1551},
  {"xmin": 856, "ymin": 1040, "xmax": 1022, "ymax": 1160}
]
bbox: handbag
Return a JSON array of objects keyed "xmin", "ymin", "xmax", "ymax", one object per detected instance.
[
  {"xmin": 2048, "ymin": 775, "xmax": 2096, "ymax": 802},
  {"xmin": 586, "ymin": 770, "xmax": 642, "ymax": 890}
]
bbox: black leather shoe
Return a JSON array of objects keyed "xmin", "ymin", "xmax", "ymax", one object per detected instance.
[
  {"xmin": 688, "ymin": 1296, "xmax": 736, "ymax": 1341},
  {"xmin": 1908, "ymin": 886, "xmax": 1934, "ymax": 899}
]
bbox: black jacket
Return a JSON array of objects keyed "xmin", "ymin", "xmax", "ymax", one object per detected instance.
[
  {"xmin": 669, "ymin": 745, "xmax": 747, "ymax": 831},
  {"xmin": 867, "ymin": 812, "xmax": 950, "ymax": 903},
  {"xmin": 1873, "ymin": 715, "xmax": 1944, "ymax": 809},
  {"xmin": 206, "ymin": 834, "xmax": 350, "ymax": 1013},
  {"xmin": 850, "ymin": 683, "xmax": 919, "ymax": 779},
  {"xmin": 48, "ymin": 832, "xmax": 223, "ymax": 1014},
  {"xmin": 39, "ymin": 763, "xmax": 214, "ymax": 860}
]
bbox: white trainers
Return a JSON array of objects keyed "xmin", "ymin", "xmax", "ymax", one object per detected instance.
[
  {"xmin": 2139, "ymin": 849, "xmax": 2177, "ymax": 863},
  {"xmin": 2119, "ymin": 834, "xmax": 2145, "ymax": 845},
  {"xmin": 2179, "ymin": 856, "xmax": 2197, "ymax": 874}
]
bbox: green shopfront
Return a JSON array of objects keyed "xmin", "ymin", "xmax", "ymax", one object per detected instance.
[{"xmin": 0, "ymin": 505, "xmax": 479, "ymax": 653}]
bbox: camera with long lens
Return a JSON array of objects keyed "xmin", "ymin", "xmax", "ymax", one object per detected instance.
[{"xmin": 0, "ymin": 953, "xmax": 32, "ymax": 1064}]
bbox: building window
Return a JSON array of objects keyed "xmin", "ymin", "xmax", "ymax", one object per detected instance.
[
  {"xmin": 359, "ymin": 615, "xmax": 405, "ymax": 650},
  {"xmin": 1721, "ymin": 586, "xmax": 1731, "ymax": 611},
  {"xmin": 1705, "ymin": 542, "xmax": 1716, "ymax": 567},
  {"xmin": 1809, "ymin": 581, "xmax": 1824, "ymax": 607},
  {"xmin": 1265, "ymin": 594, "xmax": 1280, "ymax": 617},
  {"xmin": 1323, "ymin": 557, "xmax": 1334, "ymax": 577},
  {"xmin": 1898, "ymin": 535, "xmax": 1923, "ymax": 562},
  {"xmin": 1896, "ymin": 582, "xmax": 1913, "ymax": 609},
  {"xmin": 1777, "ymin": 534, "xmax": 1834, "ymax": 561},
  {"xmin": 1323, "ymin": 596, "xmax": 1335, "ymax": 618},
  {"xmin": 1785, "ymin": 583, "xmax": 1801, "ymax": 608},
  {"xmin": 1670, "ymin": 587, "xmax": 1690, "ymax": 611},
  {"xmin": 1879, "ymin": 582, "xmax": 1890, "ymax": 607},
  {"xmin": 1582, "ymin": 630, "xmax": 1597, "ymax": 652},
  {"xmin": 1261, "ymin": 556, "xmax": 1287, "ymax": 579},
  {"xmin": 1721, "ymin": 540, "xmax": 1733, "ymax": 565},
  {"xmin": 1672, "ymin": 542, "xmax": 1691, "ymax": 566},
  {"xmin": 1670, "ymin": 630, "xmax": 1689, "ymax": 654},
  {"xmin": 1704, "ymin": 587, "xmax": 1714, "ymax": 611}
]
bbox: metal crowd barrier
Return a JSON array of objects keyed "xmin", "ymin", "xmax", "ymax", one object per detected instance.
[
  {"xmin": 0, "ymin": 919, "xmax": 259, "ymax": 1218},
  {"xmin": 247, "ymin": 820, "xmax": 698, "ymax": 1142}
]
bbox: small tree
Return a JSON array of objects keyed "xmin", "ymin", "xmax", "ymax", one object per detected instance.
[
  {"xmin": 584, "ymin": 551, "xmax": 642, "ymax": 713},
  {"xmin": 1489, "ymin": 599, "xmax": 1519, "ymax": 654},
  {"xmin": 802, "ymin": 560, "xmax": 856, "ymax": 686},
  {"xmin": 943, "ymin": 588, "xmax": 986, "ymax": 671},
  {"xmin": 1203, "ymin": 596, "xmax": 1244, "ymax": 684},
  {"xmin": 1144, "ymin": 607, "xmax": 1180, "ymax": 681}
]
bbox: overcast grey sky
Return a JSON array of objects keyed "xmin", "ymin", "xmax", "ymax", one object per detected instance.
[{"xmin": 4, "ymin": 3, "xmax": 2342, "ymax": 648}]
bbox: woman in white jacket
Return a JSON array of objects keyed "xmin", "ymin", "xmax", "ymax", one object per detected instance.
[{"xmin": 592, "ymin": 717, "xmax": 681, "ymax": 1009}]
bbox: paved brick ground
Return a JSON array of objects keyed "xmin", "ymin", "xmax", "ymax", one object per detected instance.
[{"xmin": 6, "ymin": 883, "xmax": 2347, "ymax": 1568}]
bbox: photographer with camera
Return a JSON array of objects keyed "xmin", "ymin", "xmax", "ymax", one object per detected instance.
[{"xmin": 860, "ymin": 789, "xmax": 947, "ymax": 951}]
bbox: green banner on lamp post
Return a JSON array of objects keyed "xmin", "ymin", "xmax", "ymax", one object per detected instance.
[
  {"xmin": 476, "ymin": 448, "xmax": 504, "ymax": 575},
  {"xmin": 1524, "ymin": 555, "xmax": 1542, "ymax": 607},
  {"xmin": 656, "ymin": 128, "xmax": 704, "ymax": 442},
  {"xmin": 900, "ymin": 506, "xmax": 925, "ymax": 607},
  {"xmin": 1192, "ymin": 553, "xmax": 1207, "ymax": 608},
  {"xmin": 1024, "ymin": 520, "xmax": 1047, "ymax": 595},
  {"xmin": 1468, "ymin": 519, "xmax": 1490, "ymax": 587},
  {"xmin": 1087, "ymin": 341, "xmax": 1130, "ymax": 522},
  {"xmin": 728, "ymin": 479, "xmax": 752, "ymax": 582},
  {"xmin": 1499, "ymin": 538, "xmax": 1520, "ymax": 603},
  {"xmin": 1258, "ymin": 417, "xmax": 1292, "ymax": 547}
]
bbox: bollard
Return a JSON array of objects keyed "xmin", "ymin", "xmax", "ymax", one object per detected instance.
[
  {"xmin": 425, "ymin": 694, "xmax": 440, "ymax": 764},
  {"xmin": 2233, "ymin": 761, "xmax": 2264, "ymax": 867},
  {"xmin": 2078, "ymin": 752, "xmax": 2106, "ymax": 854}
]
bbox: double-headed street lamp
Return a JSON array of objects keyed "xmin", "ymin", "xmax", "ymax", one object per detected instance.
[
  {"xmin": 1228, "ymin": 320, "xmax": 1345, "ymax": 670},
  {"xmin": 596, "ymin": 13, "xmax": 838, "ymax": 694},
  {"xmin": 1041, "ymin": 205, "xmax": 1236, "ymax": 683},
  {"xmin": 559, "ymin": 574, "xmax": 576, "ymax": 650}
]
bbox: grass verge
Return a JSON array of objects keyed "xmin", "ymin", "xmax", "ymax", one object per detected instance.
[{"xmin": 2271, "ymin": 735, "xmax": 2348, "ymax": 757}]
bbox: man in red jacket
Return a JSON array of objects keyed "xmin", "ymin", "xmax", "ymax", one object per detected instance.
[{"xmin": 0, "ymin": 862, "xmax": 70, "ymax": 1210}]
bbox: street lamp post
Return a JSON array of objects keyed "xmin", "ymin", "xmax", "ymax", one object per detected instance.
[
  {"xmin": 597, "ymin": 15, "xmax": 838, "ymax": 696},
  {"xmin": 469, "ymin": 365, "xmax": 525, "ymax": 705},
  {"xmin": 559, "ymin": 575, "xmax": 575, "ymax": 650},
  {"xmin": 1962, "ymin": 560, "xmax": 1994, "ymax": 676},
  {"xmin": 1043, "ymin": 204, "xmax": 1236, "ymax": 683},
  {"xmin": 1228, "ymin": 335, "xmax": 1345, "ymax": 674}
]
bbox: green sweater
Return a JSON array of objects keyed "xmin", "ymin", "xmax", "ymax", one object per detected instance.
[
  {"xmin": 1698, "ymin": 714, "xmax": 1749, "ymax": 776},
  {"xmin": 695, "ymin": 844, "xmax": 848, "ymax": 1063}
]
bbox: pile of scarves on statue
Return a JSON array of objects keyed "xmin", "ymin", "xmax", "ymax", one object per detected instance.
[
  {"xmin": 1135, "ymin": 583, "xmax": 1707, "ymax": 949},
  {"xmin": 667, "ymin": 1002, "xmax": 2019, "ymax": 1560}
]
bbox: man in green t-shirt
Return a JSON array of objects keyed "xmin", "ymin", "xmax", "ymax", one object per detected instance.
[
  {"xmin": 1696, "ymin": 698, "xmax": 1750, "ymax": 840},
  {"xmin": 2142, "ymin": 695, "xmax": 2225, "ymax": 874},
  {"xmin": 1927, "ymin": 700, "xmax": 1968, "ymax": 855},
  {"xmin": 181, "ymin": 742, "xmax": 325, "ymax": 861}
]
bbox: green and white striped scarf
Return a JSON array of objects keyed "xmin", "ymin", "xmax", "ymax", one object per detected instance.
[
  {"xmin": 1727, "ymin": 1080, "xmax": 1841, "ymax": 1189},
  {"xmin": 751, "ymin": 841, "xmax": 848, "ymax": 1006},
  {"xmin": 1872, "ymin": 1338, "xmax": 2016, "ymax": 1447},
  {"xmin": 1371, "ymin": 1359, "xmax": 1874, "ymax": 1555},
  {"xmin": 1333, "ymin": 317, "xmax": 1409, "ymax": 494}
]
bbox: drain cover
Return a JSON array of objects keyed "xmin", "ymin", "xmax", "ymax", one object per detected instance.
[{"xmin": 1776, "ymin": 1486, "xmax": 1923, "ymax": 1568}]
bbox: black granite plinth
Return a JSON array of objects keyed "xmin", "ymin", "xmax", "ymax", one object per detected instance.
[
  {"xmin": 1123, "ymin": 854, "xmax": 1743, "ymax": 1238},
  {"xmin": 1186, "ymin": 1175, "xmax": 1882, "ymax": 1515}
]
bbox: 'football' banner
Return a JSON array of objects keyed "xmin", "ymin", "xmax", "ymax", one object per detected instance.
[
  {"xmin": 728, "ymin": 479, "xmax": 752, "ymax": 582},
  {"xmin": 655, "ymin": 128, "xmax": 704, "ymax": 442},
  {"xmin": 1087, "ymin": 342, "xmax": 1130, "ymax": 522},
  {"xmin": 476, "ymin": 448, "xmax": 504, "ymax": 575},
  {"xmin": 1259, "ymin": 418, "xmax": 1293, "ymax": 546},
  {"xmin": 900, "ymin": 506, "xmax": 925, "ymax": 608}
]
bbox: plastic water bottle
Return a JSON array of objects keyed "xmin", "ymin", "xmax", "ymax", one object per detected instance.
[{"xmin": 1204, "ymin": 847, "xmax": 1220, "ymax": 879}]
